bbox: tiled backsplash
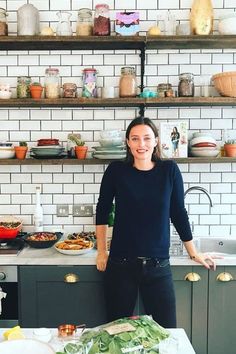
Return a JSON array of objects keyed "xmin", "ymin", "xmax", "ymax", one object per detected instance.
[{"xmin": 0, "ymin": 0, "xmax": 236, "ymax": 237}]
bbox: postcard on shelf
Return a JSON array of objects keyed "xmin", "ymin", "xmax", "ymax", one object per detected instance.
[{"xmin": 159, "ymin": 121, "xmax": 188, "ymax": 158}]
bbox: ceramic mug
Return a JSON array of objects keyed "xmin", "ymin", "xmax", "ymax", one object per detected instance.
[{"xmin": 101, "ymin": 86, "xmax": 115, "ymax": 98}]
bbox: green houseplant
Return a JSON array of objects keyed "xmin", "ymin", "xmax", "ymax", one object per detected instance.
[
  {"xmin": 224, "ymin": 139, "xmax": 236, "ymax": 157},
  {"xmin": 30, "ymin": 82, "xmax": 43, "ymax": 99},
  {"xmin": 14, "ymin": 141, "xmax": 28, "ymax": 160},
  {"xmin": 68, "ymin": 134, "xmax": 88, "ymax": 159}
]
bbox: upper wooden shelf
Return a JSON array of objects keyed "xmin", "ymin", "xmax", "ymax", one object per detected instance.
[
  {"xmin": 0, "ymin": 97, "xmax": 235, "ymax": 108},
  {"xmin": 1, "ymin": 35, "xmax": 236, "ymax": 51}
]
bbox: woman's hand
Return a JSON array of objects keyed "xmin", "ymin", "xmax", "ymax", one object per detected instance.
[
  {"xmin": 96, "ymin": 250, "xmax": 108, "ymax": 272},
  {"xmin": 190, "ymin": 252, "xmax": 218, "ymax": 270}
]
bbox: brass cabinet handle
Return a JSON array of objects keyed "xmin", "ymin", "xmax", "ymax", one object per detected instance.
[
  {"xmin": 216, "ymin": 272, "xmax": 234, "ymax": 282},
  {"xmin": 64, "ymin": 273, "xmax": 79, "ymax": 283},
  {"xmin": 184, "ymin": 272, "xmax": 201, "ymax": 282}
]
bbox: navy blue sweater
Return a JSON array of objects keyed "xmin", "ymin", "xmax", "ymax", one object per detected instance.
[{"xmin": 96, "ymin": 160, "xmax": 192, "ymax": 259}]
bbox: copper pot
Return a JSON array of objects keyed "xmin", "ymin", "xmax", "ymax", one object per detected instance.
[{"xmin": 58, "ymin": 323, "xmax": 86, "ymax": 337}]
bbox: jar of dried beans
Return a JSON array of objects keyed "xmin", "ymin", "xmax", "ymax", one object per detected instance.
[
  {"xmin": 178, "ymin": 73, "xmax": 194, "ymax": 97},
  {"xmin": 76, "ymin": 8, "xmax": 93, "ymax": 36},
  {"xmin": 93, "ymin": 4, "xmax": 110, "ymax": 36},
  {"xmin": 45, "ymin": 68, "xmax": 60, "ymax": 99},
  {"xmin": 119, "ymin": 67, "xmax": 137, "ymax": 98},
  {"xmin": 0, "ymin": 8, "xmax": 8, "ymax": 36}
]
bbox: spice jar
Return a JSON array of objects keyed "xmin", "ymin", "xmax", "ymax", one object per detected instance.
[
  {"xmin": 93, "ymin": 4, "xmax": 110, "ymax": 36},
  {"xmin": 17, "ymin": 76, "xmax": 32, "ymax": 98},
  {"xmin": 17, "ymin": 4, "xmax": 39, "ymax": 35},
  {"xmin": 0, "ymin": 8, "xmax": 8, "ymax": 36},
  {"xmin": 76, "ymin": 8, "xmax": 93, "ymax": 36},
  {"xmin": 45, "ymin": 68, "xmax": 60, "ymax": 99},
  {"xmin": 157, "ymin": 83, "xmax": 174, "ymax": 98},
  {"xmin": 82, "ymin": 68, "xmax": 97, "ymax": 98},
  {"xmin": 119, "ymin": 67, "xmax": 137, "ymax": 98},
  {"xmin": 178, "ymin": 73, "xmax": 194, "ymax": 97},
  {"xmin": 63, "ymin": 83, "xmax": 77, "ymax": 98}
]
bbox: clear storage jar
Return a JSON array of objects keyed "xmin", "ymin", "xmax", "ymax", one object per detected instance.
[
  {"xmin": 45, "ymin": 68, "xmax": 60, "ymax": 99},
  {"xmin": 178, "ymin": 73, "xmax": 194, "ymax": 97},
  {"xmin": 17, "ymin": 4, "xmax": 39, "ymax": 35},
  {"xmin": 93, "ymin": 4, "xmax": 110, "ymax": 36},
  {"xmin": 82, "ymin": 68, "xmax": 97, "ymax": 98},
  {"xmin": 119, "ymin": 67, "xmax": 137, "ymax": 98},
  {"xmin": 17, "ymin": 76, "xmax": 32, "ymax": 98},
  {"xmin": 76, "ymin": 8, "xmax": 93, "ymax": 36},
  {"xmin": 0, "ymin": 8, "xmax": 8, "ymax": 36}
]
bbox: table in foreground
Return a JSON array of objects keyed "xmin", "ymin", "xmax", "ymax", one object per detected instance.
[{"xmin": 0, "ymin": 327, "xmax": 196, "ymax": 353}]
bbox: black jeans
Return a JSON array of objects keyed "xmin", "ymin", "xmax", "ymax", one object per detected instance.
[{"xmin": 104, "ymin": 257, "xmax": 176, "ymax": 328}]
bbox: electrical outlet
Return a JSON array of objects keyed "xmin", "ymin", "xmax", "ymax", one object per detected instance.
[
  {"xmin": 57, "ymin": 204, "xmax": 69, "ymax": 217},
  {"xmin": 73, "ymin": 204, "xmax": 93, "ymax": 217}
]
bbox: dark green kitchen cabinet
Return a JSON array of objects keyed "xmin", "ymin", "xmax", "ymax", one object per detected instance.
[
  {"xmin": 18, "ymin": 265, "xmax": 106, "ymax": 328},
  {"xmin": 208, "ymin": 266, "xmax": 236, "ymax": 354}
]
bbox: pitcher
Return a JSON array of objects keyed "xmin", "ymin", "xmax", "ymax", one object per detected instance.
[{"xmin": 56, "ymin": 11, "xmax": 72, "ymax": 36}]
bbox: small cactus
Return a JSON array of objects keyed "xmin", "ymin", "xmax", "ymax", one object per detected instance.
[
  {"xmin": 68, "ymin": 134, "xmax": 85, "ymax": 146},
  {"xmin": 19, "ymin": 141, "xmax": 27, "ymax": 147}
]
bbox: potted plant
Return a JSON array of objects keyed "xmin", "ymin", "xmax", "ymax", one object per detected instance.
[
  {"xmin": 14, "ymin": 141, "xmax": 28, "ymax": 160},
  {"xmin": 30, "ymin": 82, "xmax": 43, "ymax": 99},
  {"xmin": 68, "ymin": 134, "xmax": 88, "ymax": 159},
  {"xmin": 224, "ymin": 139, "xmax": 236, "ymax": 157}
]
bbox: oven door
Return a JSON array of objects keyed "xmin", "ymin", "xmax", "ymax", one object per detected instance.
[{"xmin": 0, "ymin": 266, "xmax": 18, "ymax": 327}]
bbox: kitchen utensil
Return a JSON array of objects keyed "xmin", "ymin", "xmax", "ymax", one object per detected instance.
[
  {"xmin": 0, "ymin": 216, "xmax": 23, "ymax": 239},
  {"xmin": 58, "ymin": 323, "xmax": 86, "ymax": 337}
]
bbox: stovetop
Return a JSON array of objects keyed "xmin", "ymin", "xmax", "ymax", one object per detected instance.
[{"xmin": 0, "ymin": 232, "xmax": 26, "ymax": 255}]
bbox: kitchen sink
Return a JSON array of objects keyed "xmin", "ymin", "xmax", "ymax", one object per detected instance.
[{"xmin": 195, "ymin": 237, "xmax": 236, "ymax": 255}]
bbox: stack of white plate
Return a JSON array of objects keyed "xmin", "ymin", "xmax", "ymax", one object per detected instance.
[
  {"xmin": 30, "ymin": 145, "xmax": 66, "ymax": 158},
  {"xmin": 93, "ymin": 130, "xmax": 126, "ymax": 159},
  {"xmin": 189, "ymin": 133, "xmax": 219, "ymax": 157}
]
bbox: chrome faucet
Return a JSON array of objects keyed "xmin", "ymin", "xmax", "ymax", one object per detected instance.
[{"xmin": 184, "ymin": 186, "xmax": 213, "ymax": 207}]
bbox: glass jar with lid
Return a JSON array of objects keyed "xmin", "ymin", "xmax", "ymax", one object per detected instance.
[
  {"xmin": 17, "ymin": 76, "xmax": 32, "ymax": 98},
  {"xmin": 119, "ymin": 67, "xmax": 137, "ymax": 98},
  {"xmin": 0, "ymin": 8, "xmax": 8, "ymax": 36},
  {"xmin": 63, "ymin": 83, "xmax": 77, "ymax": 98},
  {"xmin": 82, "ymin": 68, "xmax": 97, "ymax": 98},
  {"xmin": 93, "ymin": 4, "xmax": 110, "ymax": 36},
  {"xmin": 157, "ymin": 83, "xmax": 174, "ymax": 98},
  {"xmin": 17, "ymin": 4, "xmax": 39, "ymax": 35},
  {"xmin": 76, "ymin": 8, "xmax": 93, "ymax": 36},
  {"xmin": 178, "ymin": 73, "xmax": 194, "ymax": 97},
  {"xmin": 45, "ymin": 68, "xmax": 60, "ymax": 99}
]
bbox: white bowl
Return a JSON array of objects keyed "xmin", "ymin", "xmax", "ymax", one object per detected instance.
[
  {"xmin": 0, "ymin": 91, "xmax": 12, "ymax": 99},
  {"xmin": 190, "ymin": 136, "xmax": 216, "ymax": 147},
  {"xmin": 190, "ymin": 149, "xmax": 219, "ymax": 157},
  {"xmin": 218, "ymin": 13, "xmax": 236, "ymax": 35},
  {"xmin": 100, "ymin": 130, "xmax": 122, "ymax": 139},
  {"xmin": 33, "ymin": 328, "xmax": 52, "ymax": 343},
  {"xmin": 99, "ymin": 137, "xmax": 123, "ymax": 147},
  {"xmin": 0, "ymin": 339, "xmax": 55, "ymax": 354},
  {"xmin": 0, "ymin": 147, "xmax": 15, "ymax": 159}
]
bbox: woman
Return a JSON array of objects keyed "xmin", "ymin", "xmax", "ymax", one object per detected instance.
[
  {"xmin": 96, "ymin": 117, "xmax": 216, "ymax": 328},
  {"xmin": 171, "ymin": 126, "xmax": 180, "ymax": 157}
]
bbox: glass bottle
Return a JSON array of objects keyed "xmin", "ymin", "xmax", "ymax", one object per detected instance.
[
  {"xmin": 119, "ymin": 67, "xmax": 137, "ymax": 98},
  {"xmin": 17, "ymin": 76, "xmax": 32, "ymax": 98},
  {"xmin": 56, "ymin": 11, "xmax": 72, "ymax": 36},
  {"xmin": 82, "ymin": 68, "xmax": 97, "ymax": 98},
  {"xmin": 76, "ymin": 8, "xmax": 93, "ymax": 36},
  {"xmin": 0, "ymin": 8, "xmax": 8, "ymax": 36},
  {"xmin": 93, "ymin": 4, "xmax": 110, "ymax": 36},
  {"xmin": 17, "ymin": 4, "xmax": 39, "ymax": 35},
  {"xmin": 178, "ymin": 73, "xmax": 194, "ymax": 97},
  {"xmin": 33, "ymin": 186, "xmax": 43, "ymax": 232},
  {"xmin": 45, "ymin": 68, "xmax": 60, "ymax": 99},
  {"xmin": 190, "ymin": 0, "xmax": 213, "ymax": 35}
]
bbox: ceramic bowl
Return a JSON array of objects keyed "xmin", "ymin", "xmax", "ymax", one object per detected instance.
[
  {"xmin": 218, "ymin": 13, "xmax": 236, "ymax": 35},
  {"xmin": 0, "ymin": 339, "xmax": 55, "ymax": 354},
  {"xmin": 212, "ymin": 71, "xmax": 236, "ymax": 97},
  {"xmin": 0, "ymin": 147, "xmax": 15, "ymax": 159},
  {"xmin": 100, "ymin": 130, "xmax": 122, "ymax": 139},
  {"xmin": 99, "ymin": 137, "xmax": 124, "ymax": 147},
  {"xmin": 23, "ymin": 232, "xmax": 63, "ymax": 248},
  {"xmin": 190, "ymin": 148, "xmax": 219, "ymax": 157},
  {"xmin": 0, "ymin": 90, "xmax": 12, "ymax": 99},
  {"xmin": 190, "ymin": 136, "xmax": 216, "ymax": 147}
]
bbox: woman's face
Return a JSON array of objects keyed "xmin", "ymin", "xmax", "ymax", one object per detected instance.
[{"xmin": 127, "ymin": 124, "xmax": 157, "ymax": 162}]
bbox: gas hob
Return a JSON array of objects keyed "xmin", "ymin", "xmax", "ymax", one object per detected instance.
[{"xmin": 0, "ymin": 234, "xmax": 26, "ymax": 255}]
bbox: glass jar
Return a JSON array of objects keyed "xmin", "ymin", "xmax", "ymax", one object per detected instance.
[
  {"xmin": 17, "ymin": 76, "xmax": 32, "ymax": 98},
  {"xmin": 157, "ymin": 83, "xmax": 174, "ymax": 98},
  {"xmin": 63, "ymin": 83, "xmax": 77, "ymax": 98},
  {"xmin": 119, "ymin": 67, "xmax": 137, "ymax": 98},
  {"xmin": 56, "ymin": 11, "xmax": 72, "ymax": 36},
  {"xmin": 93, "ymin": 4, "xmax": 110, "ymax": 36},
  {"xmin": 178, "ymin": 73, "xmax": 194, "ymax": 97},
  {"xmin": 82, "ymin": 68, "xmax": 97, "ymax": 98},
  {"xmin": 45, "ymin": 68, "xmax": 60, "ymax": 99},
  {"xmin": 17, "ymin": 4, "xmax": 39, "ymax": 35},
  {"xmin": 0, "ymin": 8, "xmax": 8, "ymax": 36},
  {"xmin": 76, "ymin": 8, "xmax": 93, "ymax": 36}
]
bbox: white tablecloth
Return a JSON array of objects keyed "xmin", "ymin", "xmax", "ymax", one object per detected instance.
[{"xmin": 0, "ymin": 327, "xmax": 196, "ymax": 353}]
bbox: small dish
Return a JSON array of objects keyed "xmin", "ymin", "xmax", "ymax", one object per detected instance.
[
  {"xmin": 0, "ymin": 147, "xmax": 15, "ymax": 159},
  {"xmin": 0, "ymin": 90, "xmax": 12, "ymax": 99}
]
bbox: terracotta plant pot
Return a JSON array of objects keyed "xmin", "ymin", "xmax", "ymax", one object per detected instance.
[
  {"xmin": 30, "ymin": 86, "xmax": 43, "ymax": 99},
  {"xmin": 224, "ymin": 144, "xmax": 236, "ymax": 157},
  {"xmin": 14, "ymin": 146, "xmax": 28, "ymax": 160},
  {"xmin": 74, "ymin": 146, "xmax": 88, "ymax": 159}
]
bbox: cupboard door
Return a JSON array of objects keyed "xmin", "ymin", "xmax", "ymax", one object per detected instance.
[
  {"xmin": 19, "ymin": 266, "xmax": 106, "ymax": 328},
  {"xmin": 208, "ymin": 266, "xmax": 236, "ymax": 354}
]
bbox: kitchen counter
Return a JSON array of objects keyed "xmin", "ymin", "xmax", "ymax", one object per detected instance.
[
  {"xmin": 0, "ymin": 327, "xmax": 196, "ymax": 353},
  {"xmin": 0, "ymin": 246, "xmax": 236, "ymax": 266}
]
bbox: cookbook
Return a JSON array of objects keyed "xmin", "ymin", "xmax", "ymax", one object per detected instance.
[{"xmin": 159, "ymin": 121, "xmax": 188, "ymax": 158}]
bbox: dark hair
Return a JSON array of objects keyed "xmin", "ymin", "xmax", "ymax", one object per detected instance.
[{"xmin": 125, "ymin": 117, "xmax": 160, "ymax": 164}]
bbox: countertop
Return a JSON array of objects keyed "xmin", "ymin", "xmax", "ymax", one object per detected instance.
[
  {"xmin": 0, "ymin": 246, "xmax": 236, "ymax": 266},
  {"xmin": 0, "ymin": 327, "xmax": 196, "ymax": 353}
]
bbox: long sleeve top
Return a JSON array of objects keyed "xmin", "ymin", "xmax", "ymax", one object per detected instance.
[{"xmin": 96, "ymin": 160, "xmax": 192, "ymax": 259}]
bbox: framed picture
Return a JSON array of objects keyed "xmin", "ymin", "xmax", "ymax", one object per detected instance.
[{"xmin": 159, "ymin": 121, "xmax": 188, "ymax": 158}]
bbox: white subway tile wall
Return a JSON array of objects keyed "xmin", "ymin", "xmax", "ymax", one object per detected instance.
[{"xmin": 0, "ymin": 0, "xmax": 235, "ymax": 236}]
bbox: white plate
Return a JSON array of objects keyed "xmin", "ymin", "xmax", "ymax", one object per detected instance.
[
  {"xmin": 93, "ymin": 150, "xmax": 126, "ymax": 155},
  {"xmin": 54, "ymin": 243, "xmax": 94, "ymax": 255},
  {"xmin": 93, "ymin": 153, "xmax": 126, "ymax": 159},
  {"xmin": 0, "ymin": 339, "xmax": 55, "ymax": 354}
]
